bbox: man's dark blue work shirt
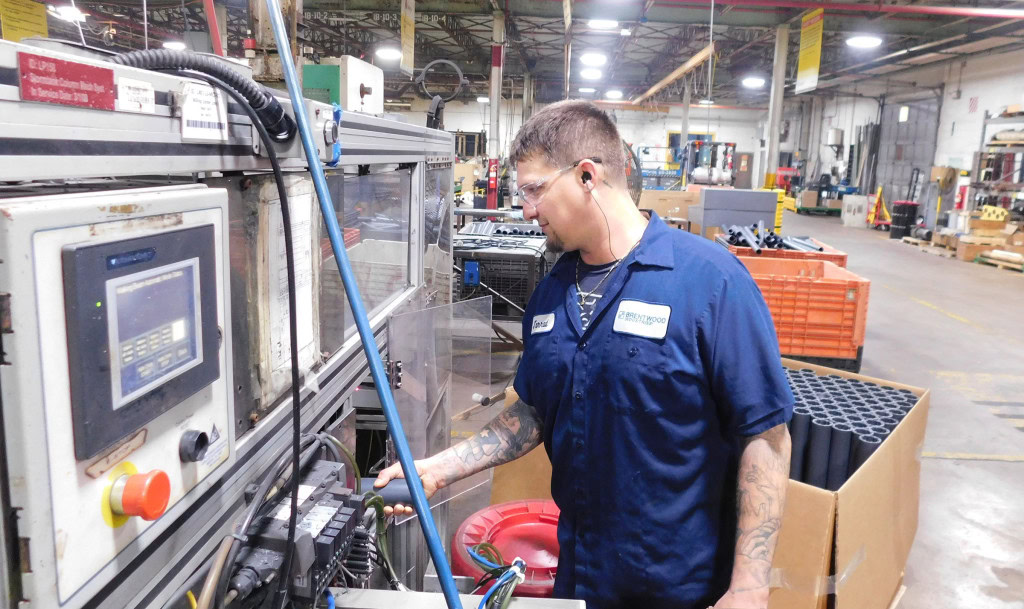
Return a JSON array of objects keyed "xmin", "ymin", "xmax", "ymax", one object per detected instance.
[{"xmin": 513, "ymin": 212, "xmax": 794, "ymax": 609}]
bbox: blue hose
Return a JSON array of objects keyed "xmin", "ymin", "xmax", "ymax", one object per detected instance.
[
  {"xmin": 324, "ymin": 590, "xmax": 335, "ymax": 609},
  {"xmin": 259, "ymin": 2, "xmax": 464, "ymax": 608}
]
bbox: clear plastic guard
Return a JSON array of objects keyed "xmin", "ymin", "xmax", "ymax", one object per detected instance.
[{"xmin": 386, "ymin": 296, "xmax": 495, "ymax": 589}]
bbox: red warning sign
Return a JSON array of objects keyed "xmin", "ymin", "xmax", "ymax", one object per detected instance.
[{"xmin": 18, "ymin": 52, "xmax": 115, "ymax": 111}]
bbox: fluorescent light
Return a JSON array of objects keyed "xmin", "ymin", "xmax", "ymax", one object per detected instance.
[
  {"xmin": 52, "ymin": 5, "xmax": 86, "ymax": 22},
  {"xmin": 588, "ymin": 19, "xmax": 618, "ymax": 30},
  {"xmin": 477, "ymin": 96, "xmax": 490, "ymax": 103},
  {"xmin": 580, "ymin": 68, "xmax": 602, "ymax": 80},
  {"xmin": 162, "ymin": 41, "xmax": 187, "ymax": 51},
  {"xmin": 578, "ymin": 87, "xmax": 596, "ymax": 94},
  {"xmin": 375, "ymin": 47, "xmax": 402, "ymax": 60},
  {"xmin": 580, "ymin": 52, "xmax": 607, "ymax": 67},
  {"xmin": 605, "ymin": 90, "xmax": 623, "ymax": 100},
  {"xmin": 846, "ymin": 35, "xmax": 882, "ymax": 49},
  {"xmin": 620, "ymin": 28, "xmax": 632, "ymax": 36},
  {"xmin": 698, "ymin": 99, "xmax": 714, "ymax": 105},
  {"xmin": 741, "ymin": 76, "xmax": 766, "ymax": 89}
]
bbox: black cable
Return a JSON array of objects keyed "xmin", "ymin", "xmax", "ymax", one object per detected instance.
[{"xmin": 167, "ymin": 69, "xmax": 303, "ymax": 609}]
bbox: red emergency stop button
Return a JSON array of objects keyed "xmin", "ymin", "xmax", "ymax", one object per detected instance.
[{"xmin": 110, "ymin": 470, "xmax": 171, "ymax": 521}]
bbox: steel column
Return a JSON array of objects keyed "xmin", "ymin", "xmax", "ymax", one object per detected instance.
[{"xmin": 764, "ymin": 23, "xmax": 789, "ymax": 185}]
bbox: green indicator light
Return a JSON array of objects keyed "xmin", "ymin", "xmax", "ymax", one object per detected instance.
[{"xmin": 96, "ymin": 301, "xmax": 102, "ymax": 308}]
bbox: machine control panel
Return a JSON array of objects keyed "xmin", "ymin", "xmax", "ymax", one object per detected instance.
[{"xmin": 62, "ymin": 226, "xmax": 220, "ymax": 460}]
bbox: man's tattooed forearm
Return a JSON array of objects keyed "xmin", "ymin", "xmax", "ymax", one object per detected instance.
[
  {"xmin": 731, "ymin": 424, "xmax": 791, "ymax": 590},
  {"xmin": 434, "ymin": 399, "xmax": 543, "ymax": 486}
]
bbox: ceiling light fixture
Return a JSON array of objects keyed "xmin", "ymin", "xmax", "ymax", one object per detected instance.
[
  {"xmin": 605, "ymin": 90, "xmax": 623, "ymax": 100},
  {"xmin": 846, "ymin": 35, "xmax": 882, "ymax": 49},
  {"xmin": 162, "ymin": 41, "xmax": 187, "ymax": 51},
  {"xmin": 52, "ymin": 5, "xmax": 86, "ymax": 22},
  {"xmin": 375, "ymin": 47, "xmax": 402, "ymax": 60},
  {"xmin": 588, "ymin": 19, "xmax": 618, "ymax": 30},
  {"xmin": 578, "ymin": 87, "xmax": 596, "ymax": 94},
  {"xmin": 620, "ymin": 28, "xmax": 632, "ymax": 36},
  {"xmin": 698, "ymin": 99, "xmax": 714, "ymax": 105},
  {"xmin": 580, "ymin": 68, "xmax": 602, "ymax": 80},
  {"xmin": 580, "ymin": 52, "xmax": 607, "ymax": 67},
  {"xmin": 477, "ymin": 96, "xmax": 490, "ymax": 103},
  {"xmin": 741, "ymin": 76, "xmax": 766, "ymax": 89}
]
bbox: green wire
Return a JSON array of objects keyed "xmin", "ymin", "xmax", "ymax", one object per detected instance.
[{"xmin": 320, "ymin": 433, "xmax": 362, "ymax": 493}]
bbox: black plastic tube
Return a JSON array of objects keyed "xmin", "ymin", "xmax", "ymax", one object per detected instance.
[
  {"xmin": 806, "ymin": 417, "xmax": 832, "ymax": 488},
  {"xmin": 826, "ymin": 422, "xmax": 853, "ymax": 491},
  {"xmin": 850, "ymin": 433, "xmax": 883, "ymax": 476},
  {"xmin": 790, "ymin": 407, "xmax": 811, "ymax": 482}
]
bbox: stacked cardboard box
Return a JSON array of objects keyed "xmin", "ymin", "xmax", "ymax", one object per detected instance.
[{"xmin": 929, "ymin": 212, "xmax": 1024, "ymax": 263}]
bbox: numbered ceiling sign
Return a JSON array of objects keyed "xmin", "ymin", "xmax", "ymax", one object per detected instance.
[{"xmin": 180, "ymin": 81, "xmax": 228, "ymax": 142}]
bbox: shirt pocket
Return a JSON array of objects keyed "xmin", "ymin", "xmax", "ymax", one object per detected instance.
[
  {"xmin": 597, "ymin": 333, "xmax": 670, "ymax": 415},
  {"xmin": 520, "ymin": 321, "xmax": 567, "ymax": 415}
]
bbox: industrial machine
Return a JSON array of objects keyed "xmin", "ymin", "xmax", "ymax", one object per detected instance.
[
  {"xmin": 685, "ymin": 140, "xmax": 736, "ymax": 186},
  {"xmin": 0, "ymin": 37, "xmax": 572, "ymax": 609}
]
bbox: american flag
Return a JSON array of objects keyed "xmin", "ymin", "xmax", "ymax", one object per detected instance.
[{"xmin": 968, "ymin": 97, "xmax": 979, "ymax": 113}]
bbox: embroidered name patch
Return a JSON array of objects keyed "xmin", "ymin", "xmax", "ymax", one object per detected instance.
[
  {"xmin": 531, "ymin": 313, "xmax": 555, "ymax": 334},
  {"xmin": 612, "ymin": 300, "xmax": 671, "ymax": 339}
]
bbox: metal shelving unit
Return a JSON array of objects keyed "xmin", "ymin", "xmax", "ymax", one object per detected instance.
[{"xmin": 970, "ymin": 112, "xmax": 1024, "ymax": 210}]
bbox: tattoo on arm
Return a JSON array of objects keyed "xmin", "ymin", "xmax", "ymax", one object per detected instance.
[
  {"xmin": 731, "ymin": 423, "xmax": 791, "ymax": 593},
  {"xmin": 431, "ymin": 399, "xmax": 543, "ymax": 488}
]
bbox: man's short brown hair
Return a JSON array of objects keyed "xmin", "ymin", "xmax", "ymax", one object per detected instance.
[{"xmin": 509, "ymin": 100, "xmax": 626, "ymax": 184}]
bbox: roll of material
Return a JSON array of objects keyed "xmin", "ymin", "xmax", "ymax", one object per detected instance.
[
  {"xmin": 826, "ymin": 422, "xmax": 854, "ymax": 491},
  {"xmin": 790, "ymin": 407, "xmax": 812, "ymax": 482},
  {"xmin": 805, "ymin": 417, "xmax": 832, "ymax": 488},
  {"xmin": 850, "ymin": 433, "xmax": 883, "ymax": 476}
]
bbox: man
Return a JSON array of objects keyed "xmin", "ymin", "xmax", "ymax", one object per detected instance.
[{"xmin": 376, "ymin": 100, "xmax": 793, "ymax": 609}]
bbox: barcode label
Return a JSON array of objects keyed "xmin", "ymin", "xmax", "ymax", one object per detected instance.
[
  {"xmin": 186, "ymin": 119, "xmax": 225, "ymax": 130},
  {"xmin": 180, "ymin": 82, "xmax": 228, "ymax": 141}
]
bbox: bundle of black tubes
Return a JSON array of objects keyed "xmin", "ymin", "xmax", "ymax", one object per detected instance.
[
  {"xmin": 715, "ymin": 224, "xmax": 824, "ymax": 255},
  {"xmin": 785, "ymin": 368, "xmax": 919, "ymax": 491}
]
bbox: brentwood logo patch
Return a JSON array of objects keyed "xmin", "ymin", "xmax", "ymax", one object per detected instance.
[
  {"xmin": 531, "ymin": 313, "xmax": 555, "ymax": 334},
  {"xmin": 612, "ymin": 300, "xmax": 671, "ymax": 339}
]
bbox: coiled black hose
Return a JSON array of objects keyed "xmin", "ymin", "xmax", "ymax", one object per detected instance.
[{"xmin": 110, "ymin": 49, "xmax": 296, "ymax": 142}]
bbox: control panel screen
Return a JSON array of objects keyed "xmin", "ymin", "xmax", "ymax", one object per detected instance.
[{"xmin": 106, "ymin": 258, "xmax": 203, "ymax": 408}]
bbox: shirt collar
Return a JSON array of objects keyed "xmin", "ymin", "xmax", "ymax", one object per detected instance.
[{"xmin": 630, "ymin": 211, "xmax": 675, "ymax": 269}]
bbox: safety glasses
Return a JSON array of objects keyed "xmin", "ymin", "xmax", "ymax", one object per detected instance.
[{"xmin": 514, "ymin": 157, "xmax": 603, "ymax": 209}]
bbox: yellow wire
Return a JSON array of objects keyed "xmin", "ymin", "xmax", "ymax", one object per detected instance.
[{"xmin": 186, "ymin": 590, "xmax": 198, "ymax": 609}]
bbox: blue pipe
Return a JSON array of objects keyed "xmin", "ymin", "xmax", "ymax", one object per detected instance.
[{"xmin": 260, "ymin": 2, "xmax": 464, "ymax": 608}]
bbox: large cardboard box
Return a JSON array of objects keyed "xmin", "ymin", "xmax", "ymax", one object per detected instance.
[
  {"xmin": 638, "ymin": 189, "xmax": 698, "ymax": 221},
  {"xmin": 768, "ymin": 359, "xmax": 929, "ymax": 609},
  {"xmin": 800, "ymin": 191, "xmax": 819, "ymax": 208},
  {"xmin": 823, "ymin": 199, "xmax": 843, "ymax": 209},
  {"xmin": 489, "ymin": 364, "xmax": 928, "ymax": 609},
  {"xmin": 454, "ymin": 161, "xmax": 482, "ymax": 188}
]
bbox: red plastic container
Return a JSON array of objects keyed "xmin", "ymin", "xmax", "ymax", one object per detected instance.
[
  {"xmin": 738, "ymin": 257, "xmax": 870, "ymax": 360},
  {"xmin": 451, "ymin": 500, "xmax": 560, "ymax": 598},
  {"xmin": 718, "ymin": 236, "xmax": 848, "ymax": 268}
]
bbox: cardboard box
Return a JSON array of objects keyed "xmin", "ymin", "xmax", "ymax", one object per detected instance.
[
  {"xmin": 968, "ymin": 218, "xmax": 1006, "ymax": 231},
  {"xmin": 638, "ymin": 189, "xmax": 698, "ymax": 221},
  {"xmin": 454, "ymin": 161, "xmax": 482, "ymax": 188},
  {"xmin": 490, "ymin": 365, "xmax": 929, "ymax": 609},
  {"xmin": 824, "ymin": 199, "xmax": 843, "ymax": 210},
  {"xmin": 800, "ymin": 191, "xmax": 819, "ymax": 208},
  {"xmin": 1005, "ymin": 224, "xmax": 1024, "ymax": 246},
  {"xmin": 956, "ymin": 241, "xmax": 1024, "ymax": 261}
]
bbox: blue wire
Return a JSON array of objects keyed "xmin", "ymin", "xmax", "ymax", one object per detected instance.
[
  {"xmin": 259, "ymin": 1, "xmax": 464, "ymax": 608},
  {"xmin": 324, "ymin": 590, "xmax": 335, "ymax": 609},
  {"xmin": 467, "ymin": 548, "xmax": 502, "ymax": 571}
]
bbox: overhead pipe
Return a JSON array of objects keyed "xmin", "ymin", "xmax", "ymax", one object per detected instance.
[{"xmin": 653, "ymin": 0, "xmax": 1024, "ymax": 20}]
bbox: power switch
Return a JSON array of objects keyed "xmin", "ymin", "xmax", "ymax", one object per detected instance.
[
  {"xmin": 110, "ymin": 470, "xmax": 171, "ymax": 521},
  {"xmin": 179, "ymin": 430, "xmax": 210, "ymax": 463}
]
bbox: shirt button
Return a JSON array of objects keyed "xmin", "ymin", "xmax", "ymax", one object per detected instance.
[
  {"xmin": 574, "ymin": 391, "xmax": 583, "ymax": 400},
  {"xmin": 628, "ymin": 346, "xmax": 639, "ymax": 357},
  {"xmin": 579, "ymin": 341, "xmax": 587, "ymax": 350},
  {"xmin": 574, "ymin": 439, "xmax": 583, "ymax": 448}
]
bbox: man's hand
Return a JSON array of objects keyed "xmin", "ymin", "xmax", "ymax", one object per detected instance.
[
  {"xmin": 372, "ymin": 398, "xmax": 543, "ymax": 517},
  {"xmin": 711, "ymin": 587, "xmax": 769, "ymax": 609},
  {"xmin": 373, "ymin": 457, "xmax": 446, "ymax": 517}
]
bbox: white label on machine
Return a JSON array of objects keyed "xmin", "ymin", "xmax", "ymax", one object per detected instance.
[
  {"xmin": 116, "ymin": 76, "xmax": 156, "ymax": 114},
  {"xmin": 268, "ymin": 194, "xmax": 316, "ymax": 374},
  {"xmin": 298, "ymin": 505, "xmax": 339, "ymax": 538},
  {"xmin": 273, "ymin": 484, "xmax": 319, "ymax": 520},
  {"xmin": 180, "ymin": 81, "xmax": 228, "ymax": 141},
  {"xmin": 613, "ymin": 300, "xmax": 671, "ymax": 339}
]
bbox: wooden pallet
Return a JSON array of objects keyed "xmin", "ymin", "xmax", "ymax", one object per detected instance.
[
  {"xmin": 901, "ymin": 236, "xmax": 927, "ymax": 247},
  {"xmin": 920, "ymin": 246, "xmax": 955, "ymax": 259},
  {"xmin": 975, "ymin": 255, "xmax": 1024, "ymax": 272},
  {"xmin": 796, "ymin": 206, "xmax": 842, "ymax": 216}
]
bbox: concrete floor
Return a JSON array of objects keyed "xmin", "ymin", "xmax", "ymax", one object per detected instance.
[{"xmin": 782, "ymin": 211, "xmax": 1024, "ymax": 609}]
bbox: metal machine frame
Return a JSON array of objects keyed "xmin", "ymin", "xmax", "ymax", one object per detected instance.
[{"xmin": 0, "ymin": 38, "xmax": 459, "ymax": 609}]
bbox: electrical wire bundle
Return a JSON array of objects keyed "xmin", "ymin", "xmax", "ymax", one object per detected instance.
[{"xmin": 467, "ymin": 544, "xmax": 526, "ymax": 609}]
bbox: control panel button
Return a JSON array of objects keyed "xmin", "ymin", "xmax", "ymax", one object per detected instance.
[
  {"xmin": 179, "ymin": 430, "xmax": 210, "ymax": 463},
  {"xmin": 109, "ymin": 470, "xmax": 171, "ymax": 521}
]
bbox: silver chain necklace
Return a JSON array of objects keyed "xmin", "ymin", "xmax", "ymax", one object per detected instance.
[{"xmin": 575, "ymin": 240, "xmax": 640, "ymax": 312}]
